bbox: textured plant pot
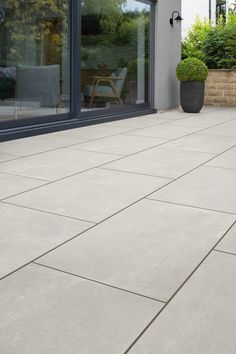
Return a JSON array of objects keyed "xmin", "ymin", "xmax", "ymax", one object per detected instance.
[{"xmin": 180, "ymin": 81, "xmax": 205, "ymax": 113}]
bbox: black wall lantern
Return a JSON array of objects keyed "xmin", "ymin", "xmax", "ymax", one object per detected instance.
[{"xmin": 170, "ymin": 11, "xmax": 183, "ymax": 27}]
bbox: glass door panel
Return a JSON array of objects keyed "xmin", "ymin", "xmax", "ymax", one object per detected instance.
[
  {"xmin": 81, "ymin": 0, "xmax": 151, "ymax": 113},
  {"xmin": 0, "ymin": 0, "xmax": 70, "ymax": 122}
]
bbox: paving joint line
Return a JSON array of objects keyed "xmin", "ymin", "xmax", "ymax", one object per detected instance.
[
  {"xmin": 98, "ymin": 166, "xmax": 174, "ymax": 180},
  {"xmin": 33, "ymin": 261, "xmax": 166, "ymax": 304},
  {"xmin": 213, "ymin": 249, "xmax": 236, "ymax": 257},
  {"xmin": 0, "ymin": 200, "xmax": 96, "ymax": 224},
  {"xmin": 124, "ymin": 219, "xmax": 236, "ymax": 353},
  {"xmin": 145, "ymin": 198, "xmax": 236, "ymax": 217}
]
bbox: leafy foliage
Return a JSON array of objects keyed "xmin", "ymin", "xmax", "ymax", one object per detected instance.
[
  {"xmin": 203, "ymin": 15, "xmax": 236, "ymax": 69},
  {"xmin": 182, "ymin": 17, "xmax": 211, "ymax": 61},
  {"xmin": 182, "ymin": 14, "xmax": 236, "ymax": 69},
  {"xmin": 176, "ymin": 57, "xmax": 208, "ymax": 82}
]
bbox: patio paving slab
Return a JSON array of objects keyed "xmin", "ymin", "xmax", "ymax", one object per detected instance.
[
  {"xmin": 0, "ymin": 173, "xmax": 47, "ymax": 200},
  {"xmin": 4, "ymin": 168, "xmax": 169, "ymax": 222},
  {"xmin": 130, "ymin": 251, "xmax": 236, "ymax": 354},
  {"xmin": 0, "ymin": 148, "xmax": 120, "ymax": 181},
  {"xmin": 69, "ymin": 134, "xmax": 167, "ymax": 156},
  {"xmin": 149, "ymin": 166, "xmax": 236, "ymax": 214},
  {"xmin": 104, "ymin": 114, "xmax": 174, "ymax": 128},
  {"xmin": 168, "ymin": 114, "xmax": 233, "ymax": 128},
  {"xmin": 0, "ymin": 203, "xmax": 92, "ymax": 279},
  {"xmin": 206, "ymin": 147, "xmax": 236, "ymax": 170},
  {"xmin": 103, "ymin": 147, "xmax": 214, "ymax": 178},
  {"xmin": 53, "ymin": 124, "xmax": 133, "ymax": 141},
  {"xmin": 216, "ymin": 223, "xmax": 236, "ymax": 255},
  {"xmin": 0, "ymin": 153, "xmax": 19, "ymax": 163},
  {"xmin": 200, "ymin": 120, "xmax": 236, "ymax": 138},
  {"xmin": 0, "ymin": 264, "xmax": 162, "ymax": 354},
  {"xmin": 37, "ymin": 199, "xmax": 235, "ymax": 301},
  {"xmin": 0, "ymin": 133, "xmax": 87, "ymax": 156},
  {"xmin": 163, "ymin": 134, "xmax": 236, "ymax": 154},
  {"xmin": 125, "ymin": 123, "xmax": 202, "ymax": 139}
]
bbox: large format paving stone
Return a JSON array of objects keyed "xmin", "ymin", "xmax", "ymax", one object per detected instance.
[
  {"xmin": 0, "ymin": 153, "xmax": 18, "ymax": 163},
  {"xmin": 70, "ymin": 134, "xmax": 167, "ymax": 156},
  {"xmin": 125, "ymin": 124, "xmax": 201, "ymax": 139},
  {"xmin": 0, "ymin": 173, "xmax": 46, "ymax": 200},
  {"xmin": 216, "ymin": 223, "xmax": 236, "ymax": 255},
  {"xmin": 0, "ymin": 264, "xmax": 162, "ymax": 354},
  {"xmin": 169, "ymin": 114, "xmax": 232, "ymax": 128},
  {"xmin": 53, "ymin": 123, "xmax": 132, "ymax": 140},
  {"xmin": 150, "ymin": 166, "xmax": 236, "ymax": 214},
  {"xmin": 37, "ymin": 199, "xmax": 235, "ymax": 301},
  {"xmin": 5, "ymin": 168, "xmax": 168, "ymax": 222},
  {"xmin": 130, "ymin": 251, "xmax": 236, "ymax": 354},
  {"xmin": 206, "ymin": 147, "xmax": 236, "ymax": 170},
  {"xmin": 103, "ymin": 147, "xmax": 214, "ymax": 178},
  {"xmin": 0, "ymin": 133, "xmax": 86, "ymax": 156},
  {"xmin": 163, "ymin": 134, "xmax": 236, "ymax": 154},
  {"xmin": 200, "ymin": 120, "xmax": 236, "ymax": 138},
  {"xmin": 104, "ymin": 114, "xmax": 173, "ymax": 128},
  {"xmin": 0, "ymin": 148, "xmax": 120, "ymax": 181},
  {"xmin": 0, "ymin": 203, "xmax": 92, "ymax": 278}
]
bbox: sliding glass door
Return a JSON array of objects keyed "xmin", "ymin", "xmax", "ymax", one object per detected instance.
[
  {"xmin": 0, "ymin": 0, "xmax": 70, "ymax": 123},
  {"xmin": 0, "ymin": 0, "xmax": 154, "ymax": 130},
  {"xmin": 80, "ymin": 0, "xmax": 152, "ymax": 115}
]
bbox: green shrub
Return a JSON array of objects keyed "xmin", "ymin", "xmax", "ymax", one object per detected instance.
[
  {"xmin": 182, "ymin": 17, "xmax": 211, "ymax": 61},
  {"xmin": 182, "ymin": 14, "xmax": 236, "ymax": 69},
  {"xmin": 203, "ymin": 15, "xmax": 236, "ymax": 69},
  {"xmin": 176, "ymin": 57, "xmax": 208, "ymax": 81}
]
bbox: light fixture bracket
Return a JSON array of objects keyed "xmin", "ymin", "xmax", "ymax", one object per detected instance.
[{"xmin": 170, "ymin": 11, "xmax": 183, "ymax": 27}]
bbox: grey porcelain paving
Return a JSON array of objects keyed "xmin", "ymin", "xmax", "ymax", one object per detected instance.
[
  {"xmin": 70, "ymin": 134, "xmax": 167, "ymax": 156},
  {"xmin": 0, "ymin": 148, "xmax": 120, "ymax": 181},
  {"xmin": 216, "ymin": 223, "xmax": 236, "ymax": 255},
  {"xmin": 0, "ymin": 203, "xmax": 92, "ymax": 278},
  {"xmin": 0, "ymin": 133, "xmax": 86, "ymax": 156},
  {"xmin": 202, "ymin": 107, "xmax": 236, "ymax": 117},
  {"xmin": 163, "ymin": 134, "xmax": 236, "ymax": 154},
  {"xmin": 126, "ymin": 123, "xmax": 202, "ymax": 139},
  {"xmin": 200, "ymin": 120, "xmax": 236, "ymax": 138},
  {"xmin": 0, "ymin": 264, "xmax": 162, "ymax": 354},
  {"xmin": 169, "ymin": 114, "xmax": 232, "ymax": 128},
  {"xmin": 104, "ymin": 114, "xmax": 172, "ymax": 128},
  {"xmin": 5, "ymin": 168, "xmax": 168, "ymax": 222},
  {"xmin": 0, "ymin": 173, "xmax": 46, "ymax": 200},
  {"xmin": 53, "ymin": 124, "xmax": 132, "ymax": 140},
  {"xmin": 130, "ymin": 252, "xmax": 236, "ymax": 354},
  {"xmin": 37, "ymin": 199, "xmax": 235, "ymax": 301},
  {"xmin": 206, "ymin": 147, "xmax": 236, "ymax": 170},
  {"xmin": 0, "ymin": 152, "xmax": 19, "ymax": 163},
  {"xmin": 103, "ymin": 147, "xmax": 214, "ymax": 178},
  {"xmin": 150, "ymin": 166, "xmax": 236, "ymax": 214}
]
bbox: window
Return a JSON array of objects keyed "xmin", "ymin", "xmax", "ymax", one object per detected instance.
[{"xmin": 0, "ymin": 1, "xmax": 70, "ymax": 122}]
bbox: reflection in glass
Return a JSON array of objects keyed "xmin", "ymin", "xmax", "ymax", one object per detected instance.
[
  {"xmin": 81, "ymin": 0, "xmax": 151, "ymax": 111},
  {"xmin": 0, "ymin": 1, "xmax": 70, "ymax": 122}
]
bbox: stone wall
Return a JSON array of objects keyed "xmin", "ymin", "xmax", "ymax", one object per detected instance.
[{"xmin": 205, "ymin": 69, "xmax": 236, "ymax": 106}]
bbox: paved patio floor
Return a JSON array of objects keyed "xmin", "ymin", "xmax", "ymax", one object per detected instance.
[{"xmin": 0, "ymin": 106, "xmax": 236, "ymax": 354}]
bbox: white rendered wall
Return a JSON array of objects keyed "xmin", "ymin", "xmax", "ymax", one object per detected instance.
[
  {"xmin": 182, "ymin": 0, "xmax": 217, "ymax": 38},
  {"xmin": 154, "ymin": 0, "xmax": 181, "ymax": 110}
]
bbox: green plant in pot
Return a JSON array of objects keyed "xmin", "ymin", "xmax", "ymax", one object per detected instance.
[{"xmin": 176, "ymin": 57, "xmax": 208, "ymax": 113}]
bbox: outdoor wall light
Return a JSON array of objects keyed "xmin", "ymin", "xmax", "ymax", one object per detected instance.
[{"xmin": 170, "ymin": 11, "xmax": 183, "ymax": 27}]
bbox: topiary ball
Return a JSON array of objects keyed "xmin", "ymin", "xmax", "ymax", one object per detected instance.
[{"xmin": 176, "ymin": 57, "xmax": 208, "ymax": 82}]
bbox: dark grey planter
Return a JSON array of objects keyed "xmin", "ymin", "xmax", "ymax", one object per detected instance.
[{"xmin": 180, "ymin": 81, "xmax": 205, "ymax": 113}]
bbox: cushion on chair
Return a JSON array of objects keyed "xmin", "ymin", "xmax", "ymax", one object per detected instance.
[
  {"xmin": 84, "ymin": 85, "xmax": 113, "ymax": 97},
  {"xmin": 16, "ymin": 65, "xmax": 60, "ymax": 107},
  {"xmin": 114, "ymin": 67, "xmax": 127, "ymax": 94}
]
